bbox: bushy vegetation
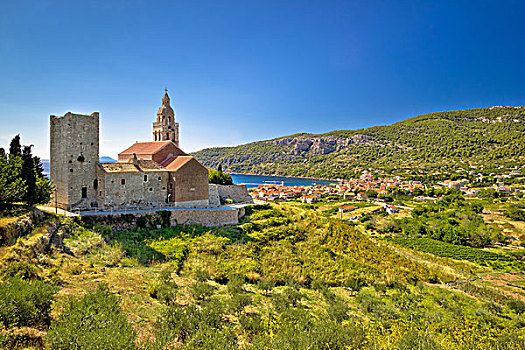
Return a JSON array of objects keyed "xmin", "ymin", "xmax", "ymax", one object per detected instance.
[
  {"xmin": 376, "ymin": 194, "xmax": 504, "ymax": 248},
  {"xmin": 0, "ymin": 135, "xmax": 53, "ymax": 207},
  {"xmin": 209, "ymin": 165, "xmax": 233, "ymax": 185},
  {"xmin": 45, "ymin": 284, "xmax": 136, "ymax": 350},
  {"xmin": 506, "ymin": 204, "xmax": 525, "ymax": 221},
  {"xmin": 2, "ymin": 202, "xmax": 525, "ymax": 349},
  {"xmin": 388, "ymin": 237, "xmax": 525, "ymax": 271},
  {"xmin": 0, "ymin": 277, "xmax": 56, "ymax": 329}
]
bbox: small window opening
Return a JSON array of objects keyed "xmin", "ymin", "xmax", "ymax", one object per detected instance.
[
  {"xmin": 121, "ymin": 179, "xmax": 126, "ymax": 185},
  {"xmin": 81, "ymin": 187, "xmax": 87, "ymax": 198},
  {"xmin": 158, "ymin": 176, "xmax": 161, "ymax": 181},
  {"xmin": 169, "ymin": 183, "xmax": 173, "ymax": 190},
  {"xmin": 144, "ymin": 174, "xmax": 148, "ymax": 182},
  {"xmin": 93, "ymin": 179, "xmax": 98, "ymax": 190},
  {"xmin": 70, "ymin": 169, "xmax": 73, "ymax": 173},
  {"xmin": 149, "ymin": 188, "xmax": 153, "ymax": 192},
  {"xmin": 77, "ymin": 155, "xmax": 85, "ymax": 162}
]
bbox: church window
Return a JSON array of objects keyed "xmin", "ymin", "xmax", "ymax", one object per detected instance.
[
  {"xmin": 158, "ymin": 176, "xmax": 161, "ymax": 181},
  {"xmin": 81, "ymin": 187, "xmax": 87, "ymax": 198},
  {"xmin": 144, "ymin": 174, "xmax": 148, "ymax": 182},
  {"xmin": 93, "ymin": 179, "xmax": 98, "ymax": 190},
  {"xmin": 169, "ymin": 183, "xmax": 173, "ymax": 190},
  {"xmin": 99, "ymin": 191, "xmax": 102, "ymax": 196},
  {"xmin": 121, "ymin": 179, "xmax": 126, "ymax": 185}
]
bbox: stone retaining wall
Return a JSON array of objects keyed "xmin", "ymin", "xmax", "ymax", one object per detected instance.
[
  {"xmin": 81, "ymin": 207, "xmax": 242, "ymax": 227},
  {"xmin": 0, "ymin": 208, "xmax": 46, "ymax": 246},
  {"xmin": 211, "ymin": 184, "xmax": 253, "ymax": 204},
  {"xmin": 169, "ymin": 208, "xmax": 239, "ymax": 226}
]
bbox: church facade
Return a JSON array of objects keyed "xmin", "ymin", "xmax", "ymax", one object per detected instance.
[{"xmin": 50, "ymin": 91, "xmax": 209, "ymax": 211}]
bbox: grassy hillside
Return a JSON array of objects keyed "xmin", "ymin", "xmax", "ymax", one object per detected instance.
[
  {"xmin": 192, "ymin": 106, "xmax": 525, "ymax": 178},
  {"xmin": 1, "ymin": 203, "xmax": 524, "ymax": 349}
]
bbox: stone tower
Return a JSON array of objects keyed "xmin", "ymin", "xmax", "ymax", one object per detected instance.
[
  {"xmin": 153, "ymin": 89, "xmax": 179, "ymax": 145},
  {"xmin": 50, "ymin": 112, "xmax": 100, "ymax": 210}
]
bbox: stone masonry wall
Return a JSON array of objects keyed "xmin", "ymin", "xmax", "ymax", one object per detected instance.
[
  {"xmin": 102, "ymin": 171, "xmax": 169, "ymax": 209},
  {"xmin": 216, "ymin": 184, "xmax": 253, "ymax": 203},
  {"xmin": 84, "ymin": 208, "xmax": 240, "ymax": 227},
  {"xmin": 169, "ymin": 208, "xmax": 239, "ymax": 226},
  {"xmin": 208, "ymin": 184, "xmax": 221, "ymax": 207}
]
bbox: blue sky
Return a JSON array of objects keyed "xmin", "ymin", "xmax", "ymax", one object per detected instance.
[{"xmin": 1, "ymin": 1, "xmax": 524, "ymax": 158}]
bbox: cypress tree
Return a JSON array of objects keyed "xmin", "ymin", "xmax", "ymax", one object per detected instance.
[
  {"xmin": 21, "ymin": 145, "xmax": 37, "ymax": 204},
  {"xmin": 218, "ymin": 163, "xmax": 223, "ymax": 173},
  {"xmin": 9, "ymin": 134, "xmax": 22, "ymax": 157},
  {"xmin": 33, "ymin": 156, "xmax": 45, "ymax": 177}
]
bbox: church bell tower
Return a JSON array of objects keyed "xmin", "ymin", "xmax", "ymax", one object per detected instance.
[{"xmin": 153, "ymin": 89, "xmax": 179, "ymax": 146}]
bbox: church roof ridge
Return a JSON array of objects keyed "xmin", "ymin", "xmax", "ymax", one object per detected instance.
[{"xmin": 118, "ymin": 141, "xmax": 179, "ymax": 156}]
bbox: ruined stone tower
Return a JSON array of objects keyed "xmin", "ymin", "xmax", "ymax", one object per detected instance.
[
  {"xmin": 50, "ymin": 112, "xmax": 100, "ymax": 210},
  {"xmin": 152, "ymin": 89, "xmax": 179, "ymax": 145}
]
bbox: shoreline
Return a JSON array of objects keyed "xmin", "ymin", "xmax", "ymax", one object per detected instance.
[{"xmin": 230, "ymin": 172, "xmax": 339, "ymax": 183}]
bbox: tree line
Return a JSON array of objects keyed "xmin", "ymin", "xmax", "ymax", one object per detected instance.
[{"xmin": 0, "ymin": 135, "xmax": 53, "ymax": 208}]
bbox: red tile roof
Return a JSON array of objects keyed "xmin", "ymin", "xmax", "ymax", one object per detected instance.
[
  {"xmin": 163, "ymin": 156, "xmax": 195, "ymax": 171},
  {"xmin": 118, "ymin": 141, "xmax": 184, "ymax": 156}
]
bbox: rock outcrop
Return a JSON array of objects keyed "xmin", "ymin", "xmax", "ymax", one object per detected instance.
[{"xmin": 270, "ymin": 134, "xmax": 373, "ymax": 155}]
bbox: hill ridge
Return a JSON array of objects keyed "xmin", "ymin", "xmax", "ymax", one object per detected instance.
[{"xmin": 192, "ymin": 106, "xmax": 525, "ymax": 178}]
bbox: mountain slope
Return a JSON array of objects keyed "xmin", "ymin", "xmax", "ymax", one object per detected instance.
[{"xmin": 192, "ymin": 106, "xmax": 525, "ymax": 178}]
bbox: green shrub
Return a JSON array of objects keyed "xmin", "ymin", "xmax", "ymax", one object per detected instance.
[
  {"xmin": 257, "ymin": 278, "xmax": 275, "ymax": 295},
  {"xmin": 45, "ymin": 284, "xmax": 136, "ymax": 350},
  {"xmin": 157, "ymin": 210, "xmax": 172, "ymax": 228},
  {"xmin": 250, "ymin": 314, "xmax": 365, "ymax": 350},
  {"xmin": 0, "ymin": 277, "xmax": 56, "ymax": 328},
  {"xmin": 1, "ymin": 261, "xmax": 42, "ymax": 280},
  {"xmin": 226, "ymin": 274, "xmax": 245, "ymax": 295},
  {"xmin": 209, "ymin": 168, "xmax": 233, "ymax": 185},
  {"xmin": 508, "ymin": 299, "xmax": 525, "ymax": 315},
  {"xmin": 398, "ymin": 329, "xmax": 442, "ymax": 350},
  {"xmin": 155, "ymin": 299, "xmax": 225, "ymax": 346},
  {"xmin": 190, "ymin": 281, "xmax": 215, "ymax": 303},
  {"xmin": 228, "ymin": 293, "xmax": 252, "ymax": 316}
]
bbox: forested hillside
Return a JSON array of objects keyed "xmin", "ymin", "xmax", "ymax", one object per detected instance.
[{"xmin": 192, "ymin": 106, "xmax": 525, "ymax": 178}]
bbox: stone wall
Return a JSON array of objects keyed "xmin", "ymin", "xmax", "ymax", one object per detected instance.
[
  {"xmin": 216, "ymin": 184, "xmax": 253, "ymax": 203},
  {"xmin": 101, "ymin": 170, "xmax": 169, "ymax": 209},
  {"xmin": 208, "ymin": 184, "xmax": 221, "ymax": 207},
  {"xmin": 0, "ymin": 208, "xmax": 46, "ymax": 246},
  {"xmin": 169, "ymin": 208, "xmax": 239, "ymax": 226},
  {"xmin": 83, "ymin": 207, "xmax": 241, "ymax": 227}
]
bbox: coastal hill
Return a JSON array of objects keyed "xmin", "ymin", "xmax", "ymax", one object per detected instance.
[{"xmin": 192, "ymin": 106, "xmax": 525, "ymax": 178}]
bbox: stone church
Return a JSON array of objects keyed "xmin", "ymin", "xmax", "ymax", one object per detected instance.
[{"xmin": 50, "ymin": 90, "xmax": 210, "ymax": 211}]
